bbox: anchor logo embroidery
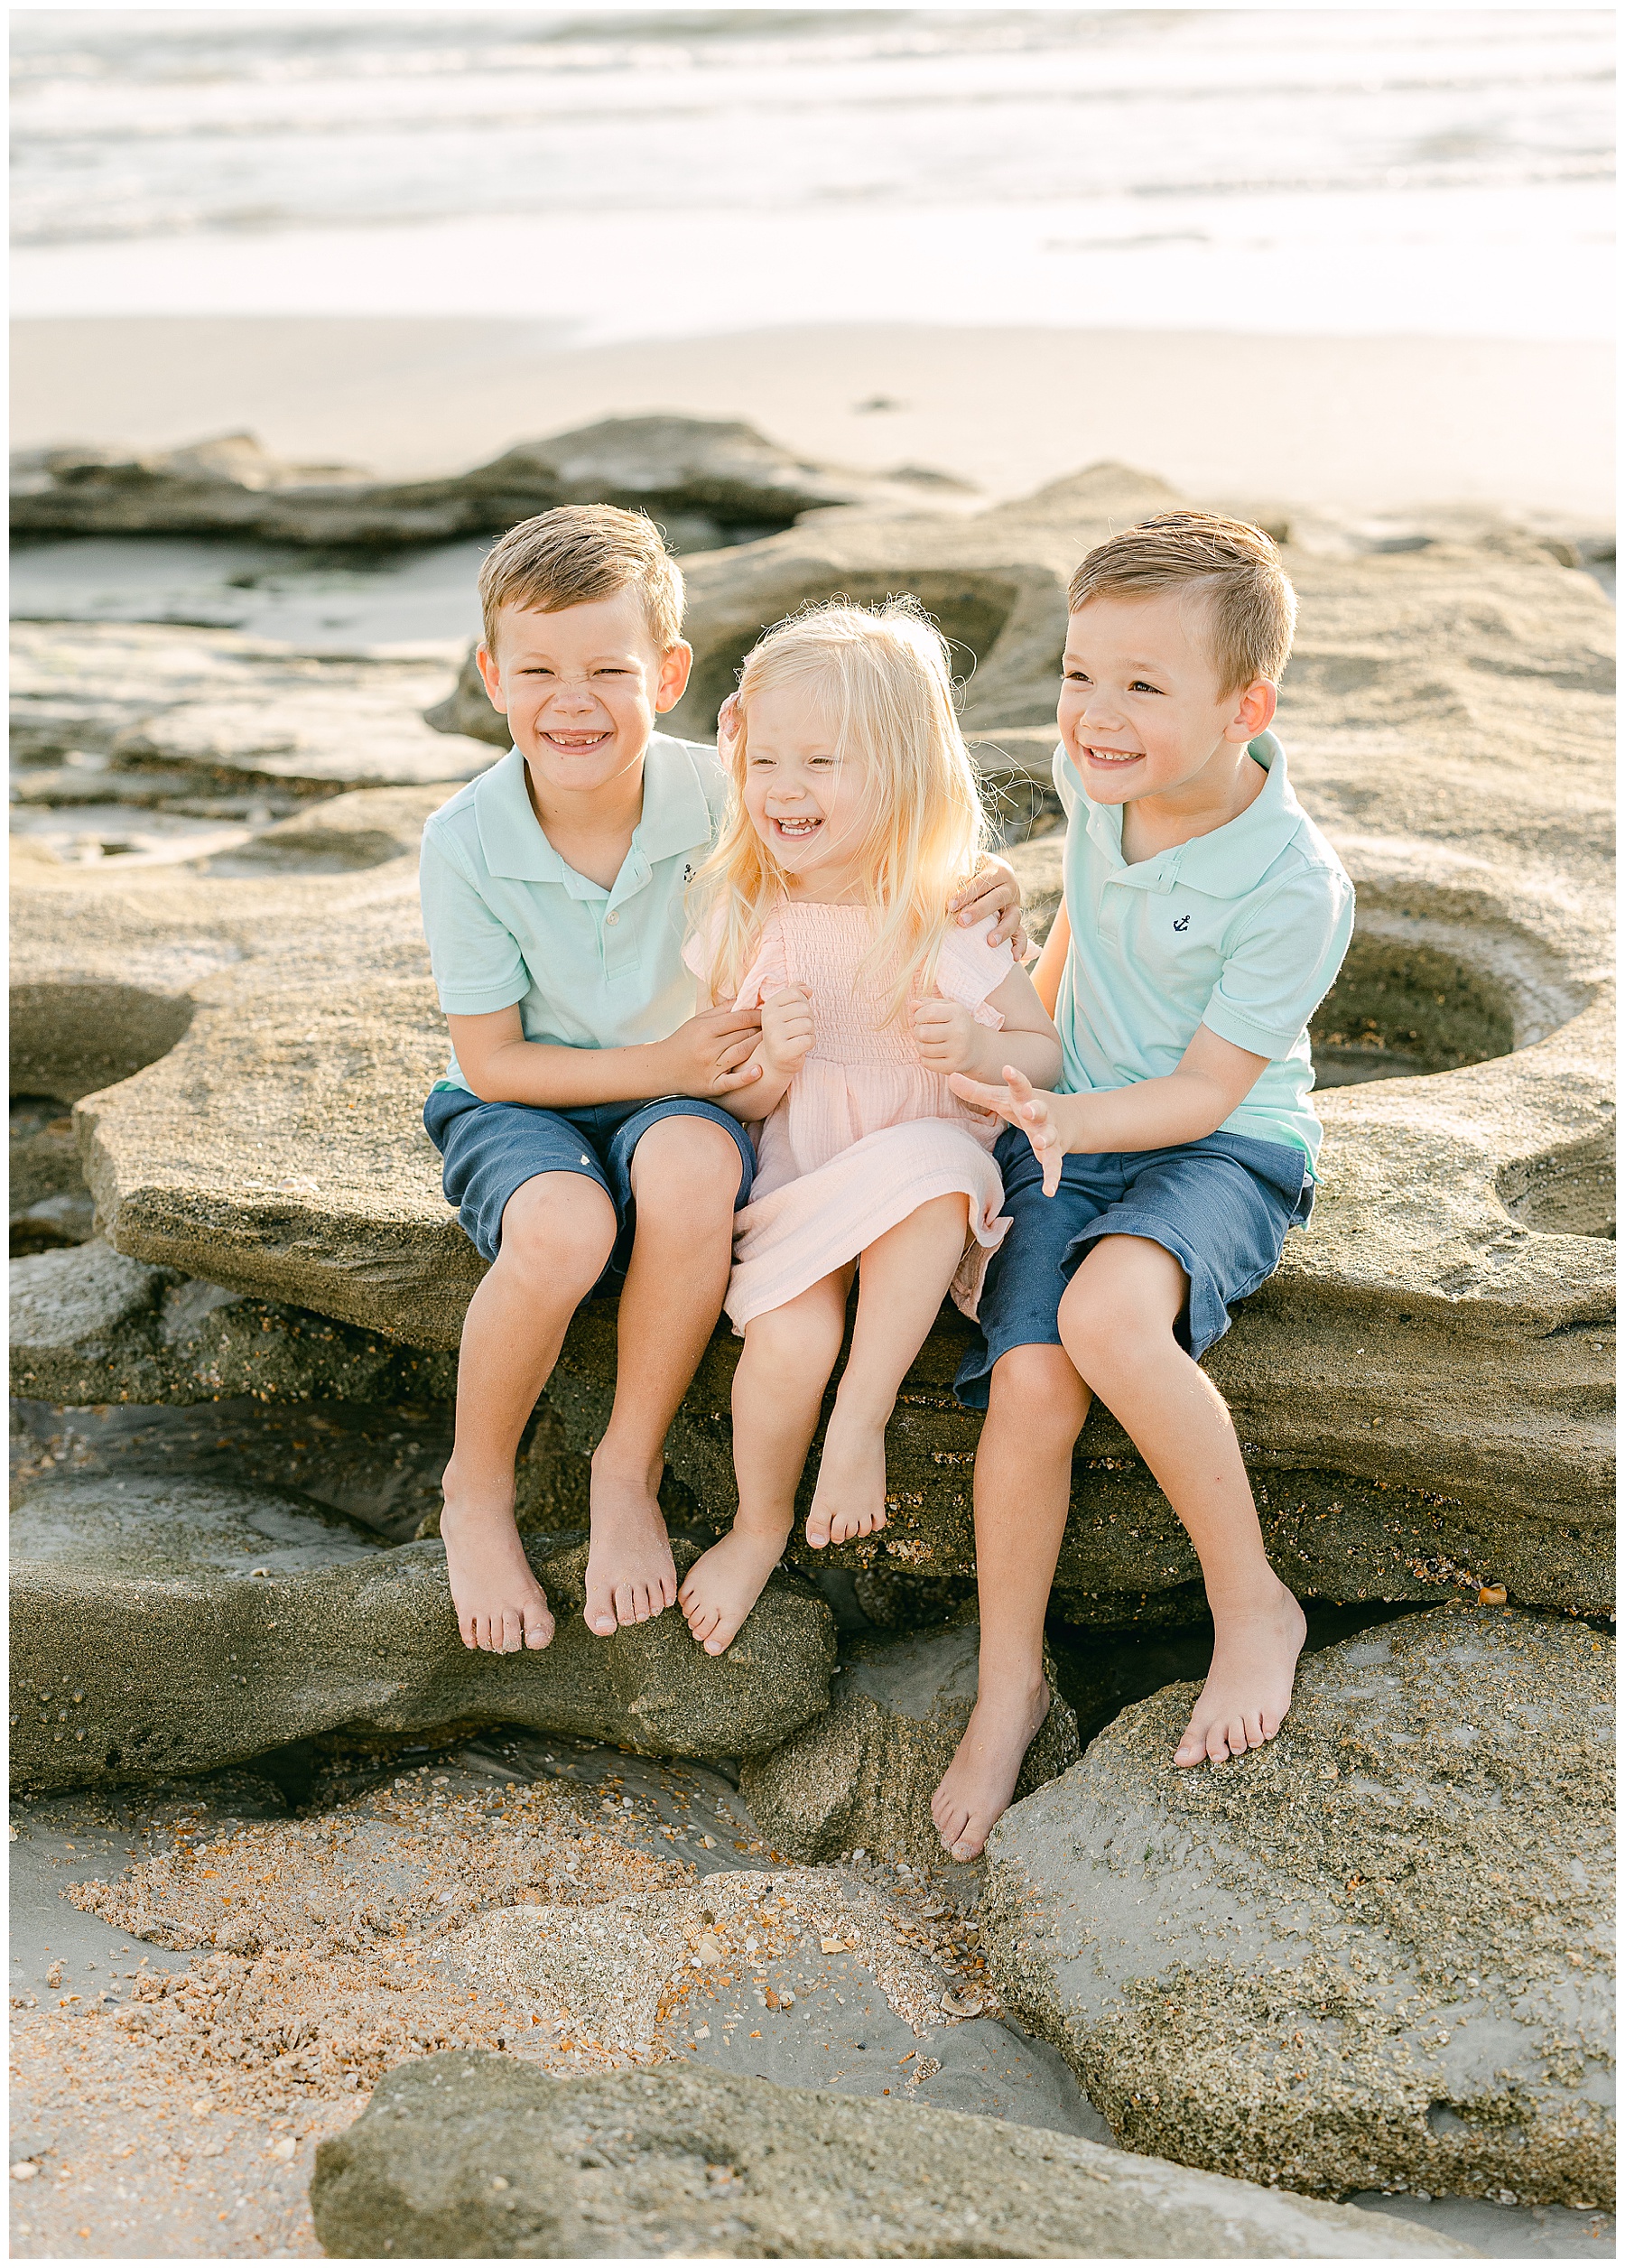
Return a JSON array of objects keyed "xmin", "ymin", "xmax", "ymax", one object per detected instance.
[
  {"xmin": 682, "ymin": 863, "xmax": 694, "ymax": 883},
  {"xmin": 1173, "ymin": 915, "xmax": 1191, "ymax": 933}
]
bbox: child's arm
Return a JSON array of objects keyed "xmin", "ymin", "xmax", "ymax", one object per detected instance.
[
  {"xmin": 912, "ymin": 962, "xmax": 1063, "ymax": 1092},
  {"xmin": 697, "ymin": 984, "xmax": 814, "ymax": 1123},
  {"xmin": 1029, "ymin": 900, "xmax": 1071, "ymax": 1018},
  {"xmin": 449, "ymin": 1001, "xmax": 765, "ymax": 1109},
  {"xmin": 950, "ymin": 1027, "xmax": 1269, "ymax": 1194}
]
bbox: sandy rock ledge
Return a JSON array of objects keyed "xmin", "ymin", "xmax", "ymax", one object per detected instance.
[
  {"xmin": 11, "ymin": 1477, "xmax": 836, "ymax": 1789},
  {"xmin": 309, "ymin": 2050, "xmax": 1473, "ymax": 2259},
  {"xmin": 981, "ymin": 1603, "xmax": 1615, "ymax": 2208}
]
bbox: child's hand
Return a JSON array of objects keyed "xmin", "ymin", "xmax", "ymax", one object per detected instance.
[
  {"xmin": 760, "ymin": 984, "xmax": 815, "ymax": 1078},
  {"xmin": 951, "ymin": 858, "xmax": 1028, "ymax": 959},
  {"xmin": 910, "ymin": 997, "xmax": 979, "ymax": 1074},
  {"xmin": 663, "ymin": 1005, "xmax": 765, "ymax": 1097},
  {"xmin": 948, "ymin": 1064, "xmax": 1064, "ymax": 1194}
]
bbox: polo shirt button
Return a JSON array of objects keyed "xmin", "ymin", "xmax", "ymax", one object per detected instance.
[{"xmin": 605, "ymin": 911, "xmax": 620, "ymax": 926}]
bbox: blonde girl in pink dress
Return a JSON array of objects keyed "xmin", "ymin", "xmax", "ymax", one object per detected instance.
[{"xmin": 675, "ymin": 601, "xmax": 1062, "ymax": 1656}]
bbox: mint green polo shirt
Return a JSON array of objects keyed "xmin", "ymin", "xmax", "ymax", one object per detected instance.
[
  {"xmin": 419, "ymin": 733, "xmax": 728, "ymax": 1093},
  {"xmin": 1052, "ymin": 730, "xmax": 1354, "ymax": 1167}
]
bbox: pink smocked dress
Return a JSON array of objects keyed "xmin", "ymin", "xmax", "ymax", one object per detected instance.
[{"xmin": 685, "ymin": 902, "xmax": 1017, "ymax": 1332}]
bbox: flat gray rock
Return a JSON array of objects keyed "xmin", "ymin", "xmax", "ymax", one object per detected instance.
[
  {"xmin": 309, "ymin": 2050, "xmax": 1476, "ymax": 2257},
  {"xmin": 13, "ymin": 619, "xmax": 488, "ymax": 791},
  {"xmin": 11, "ymin": 1477, "xmax": 836, "ymax": 1790},
  {"xmin": 982, "ymin": 1605, "xmax": 1614, "ymax": 2208},
  {"xmin": 10, "ymin": 1240, "xmax": 458, "ymax": 1408}
]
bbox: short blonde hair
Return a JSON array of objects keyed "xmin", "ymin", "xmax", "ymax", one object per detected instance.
[
  {"xmin": 1068, "ymin": 511, "xmax": 1296, "ymax": 692},
  {"xmin": 478, "ymin": 505, "xmax": 685, "ymax": 655},
  {"xmin": 689, "ymin": 598, "xmax": 989, "ymax": 1027}
]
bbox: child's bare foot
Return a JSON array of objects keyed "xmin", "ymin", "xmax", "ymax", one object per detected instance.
[
  {"xmin": 932, "ymin": 1675, "xmax": 1051, "ymax": 1862},
  {"xmin": 677, "ymin": 1521, "xmax": 788, "ymax": 1656},
  {"xmin": 1174, "ymin": 1581, "xmax": 1307, "ymax": 1766},
  {"xmin": 804, "ymin": 1407, "xmax": 889, "ymax": 1548},
  {"xmin": 440, "ymin": 1466, "xmax": 555, "ymax": 1653},
  {"xmin": 584, "ymin": 1451, "xmax": 679, "ymax": 1637}
]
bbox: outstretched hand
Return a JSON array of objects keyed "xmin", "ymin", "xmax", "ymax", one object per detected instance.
[{"xmin": 948, "ymin": 1064, "xmax": 1064, "ymax": 1194}]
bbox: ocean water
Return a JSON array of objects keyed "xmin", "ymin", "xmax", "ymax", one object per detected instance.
[{"xmin": 10, "ymin": 8, "xmax": 1615, "ymax": 337}]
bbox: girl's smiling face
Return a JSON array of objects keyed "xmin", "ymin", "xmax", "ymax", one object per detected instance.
[{"xmin": 739, "ymin": 681, "xmax": 874, "ymax": 890}]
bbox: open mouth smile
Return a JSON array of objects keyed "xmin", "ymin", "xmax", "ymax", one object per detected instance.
[
  {"xmin": 540, "ymin": 728, "xmax": 612, "ymax": 751},
  {"xmin": 1081, "ymin": 744, "xmax": 1144, "ymax": 767},
  {"xmin": 768, "ymin": 813, "xmax": 823, "ymax": 841}
]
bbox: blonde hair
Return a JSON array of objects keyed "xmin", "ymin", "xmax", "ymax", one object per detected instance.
[
  {"xmin": 1068, "ymin": 511, "xmax": 1296, "ymax": 692},
  {"xmin": 478, "ymin": 504, "xmax": 685, "ymax": 654},
  {"xmin": 690, "ymin": 599, "xmax": 989, "ymax": 1025}
]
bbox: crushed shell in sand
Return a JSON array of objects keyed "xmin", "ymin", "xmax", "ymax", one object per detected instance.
[{"xmin": 52, "ymin": 1772, "xmax": 990, "ymax": 2119}]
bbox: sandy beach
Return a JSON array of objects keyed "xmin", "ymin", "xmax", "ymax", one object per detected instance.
[{"xmin": 12, "ymin": 317, "xmax": 1614, "ymax": 522}]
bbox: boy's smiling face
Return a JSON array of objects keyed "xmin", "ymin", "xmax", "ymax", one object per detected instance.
[
  {"xmin": 1058, "ymin": 587, "xmax": 1275, "ymax": 810},
  {"xmin": 477, "ymin": 587, "xmax": 692, "ymax": 806}
]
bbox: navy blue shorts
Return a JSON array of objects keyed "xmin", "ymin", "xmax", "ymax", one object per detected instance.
[
  {"xmin": 955, "ymin": 1124, "xmax": 1313, "ymax": 1408},
  {"xmin": 423, "ymin": 1085, "xmax": 755, "ymax": 1276}
]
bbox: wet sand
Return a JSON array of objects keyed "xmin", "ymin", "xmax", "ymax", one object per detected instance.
[{"xmin": 12, "ymin": 317, "xmax": 1614, "ymax": 519}]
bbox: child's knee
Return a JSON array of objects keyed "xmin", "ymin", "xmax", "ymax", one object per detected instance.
[
  {"xmin": 742, "ymin": 1293, "xmax": 844, "ymax": 1374},
  {"xmin": 1060, "ymin": 1238, "xmax": 1184, "ymax": 1375},
  {"xmin": 497, "ymin": 1175, "xmax": 616, "ymax": 1289},
  {"xmin": 629, "ymin": 1116, "xmax": 742, "ymax": 1217},
  {"xmin": 989, "ymin": 1343, "xmax": 1090, "ymax": 1440}
]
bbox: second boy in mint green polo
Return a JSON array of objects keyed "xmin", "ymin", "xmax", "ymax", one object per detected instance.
[
  {"xmin": 957, "ymin": 728, "xmax": 1354, "ymax": 1400},
  {"xmin": 1050, "ymin": 728, "xmax": 1353, "ymax": 1168}
]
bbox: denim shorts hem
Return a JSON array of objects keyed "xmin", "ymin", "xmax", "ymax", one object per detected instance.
[
  {"xmin": 423, "ymin": 1088, "xmax": 754, "ymax": 1270},
  {"xmin": 952, "ymin": 1126, "xmax": 1305, "ymax": 1409}
]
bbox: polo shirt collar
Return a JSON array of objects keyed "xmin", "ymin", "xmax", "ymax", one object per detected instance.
[
  {"xmin": 474, "ymin": 747, "xmax": 562, "ymax": 883},
  {"xmin": 633, "ymin": 735, "xmax": 716, "ymax": 866},
  {"xmin": 472, "ymin": 734, "xmax": 713, "ymax": 892},
  {"xmin": 1086, "ymin": 731, "xmax": 1305, "ymax": 899}
]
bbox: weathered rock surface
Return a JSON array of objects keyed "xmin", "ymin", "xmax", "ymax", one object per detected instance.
[
  {"xmin": 12, "ymin": 620, "xmax": 489, "ymax": 795},
  {"xmin": 11, "ymin": 1479, "xmax": 836, "ymax": 1789},
  {"xmin": 740, "ymin": 1615, "xmax": 1078, "ymax": 1869},
  {"xmin": 981, "ymin": 1606, "xmax": 1614, "ymax": 2208},
  {"xmin": 11, "ymin": 463, "xmax": 1612, "ymax": 1618},
  {"xmin": 309, "ymin": 2050, "xmax": 1472, "ymax": 2258},
  {"xmin": 11, "ymin": 417, "xmax": 972, "ymax": 547},
  {"xmin": 10, "ymin": 1240, "xmax": 457, "ymax": 1408}
]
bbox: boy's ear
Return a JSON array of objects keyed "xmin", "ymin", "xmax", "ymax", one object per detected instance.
[
  {"xmin": 475, "ymin": 643, "xmax": 507, "ymax": 715},
  {"xmin": 1227, "ymin": 676, "xmax": 1277, "ymax": 740},
  {"xmin": 654, "ymin": 640, "xmax": 693, "ymax": 714}
]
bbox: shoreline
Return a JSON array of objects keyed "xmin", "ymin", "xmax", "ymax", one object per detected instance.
[{"xmin": 11, "ymin": 318, "xmax": 1614, "ymax": 521}]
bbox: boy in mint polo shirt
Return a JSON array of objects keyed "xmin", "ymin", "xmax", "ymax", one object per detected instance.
[
  {"xmin": 418, "ymin": 506, "xmax": 1023, "ymax": 1657},
  {"xmin": 935, "ymin": 513, "xmax": 1355, "ymax": 1860}
]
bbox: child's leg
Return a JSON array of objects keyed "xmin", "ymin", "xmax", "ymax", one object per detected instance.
[
  {"xmin": 680, "ymin": 1268, "xmax": 852, "ymax": 1655},
  {"xmin": 932, "ymin": 1343, "xmax": 1092, "ymax": 1860},
  {"xmin": 585, "ymin": 1115, "xmax": 745, "ymax": 1637},
  {"xmin": 442, "ymin": 1170, "xmax": 618, "ymax": 1652},
  {"xmin": 1059, "ymin": 1232, "xmax": 1305, "ymax": 1766},
  {"xmin": 808, "ymin": 1192, "xmax": 971, "ymax": 1548}
]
